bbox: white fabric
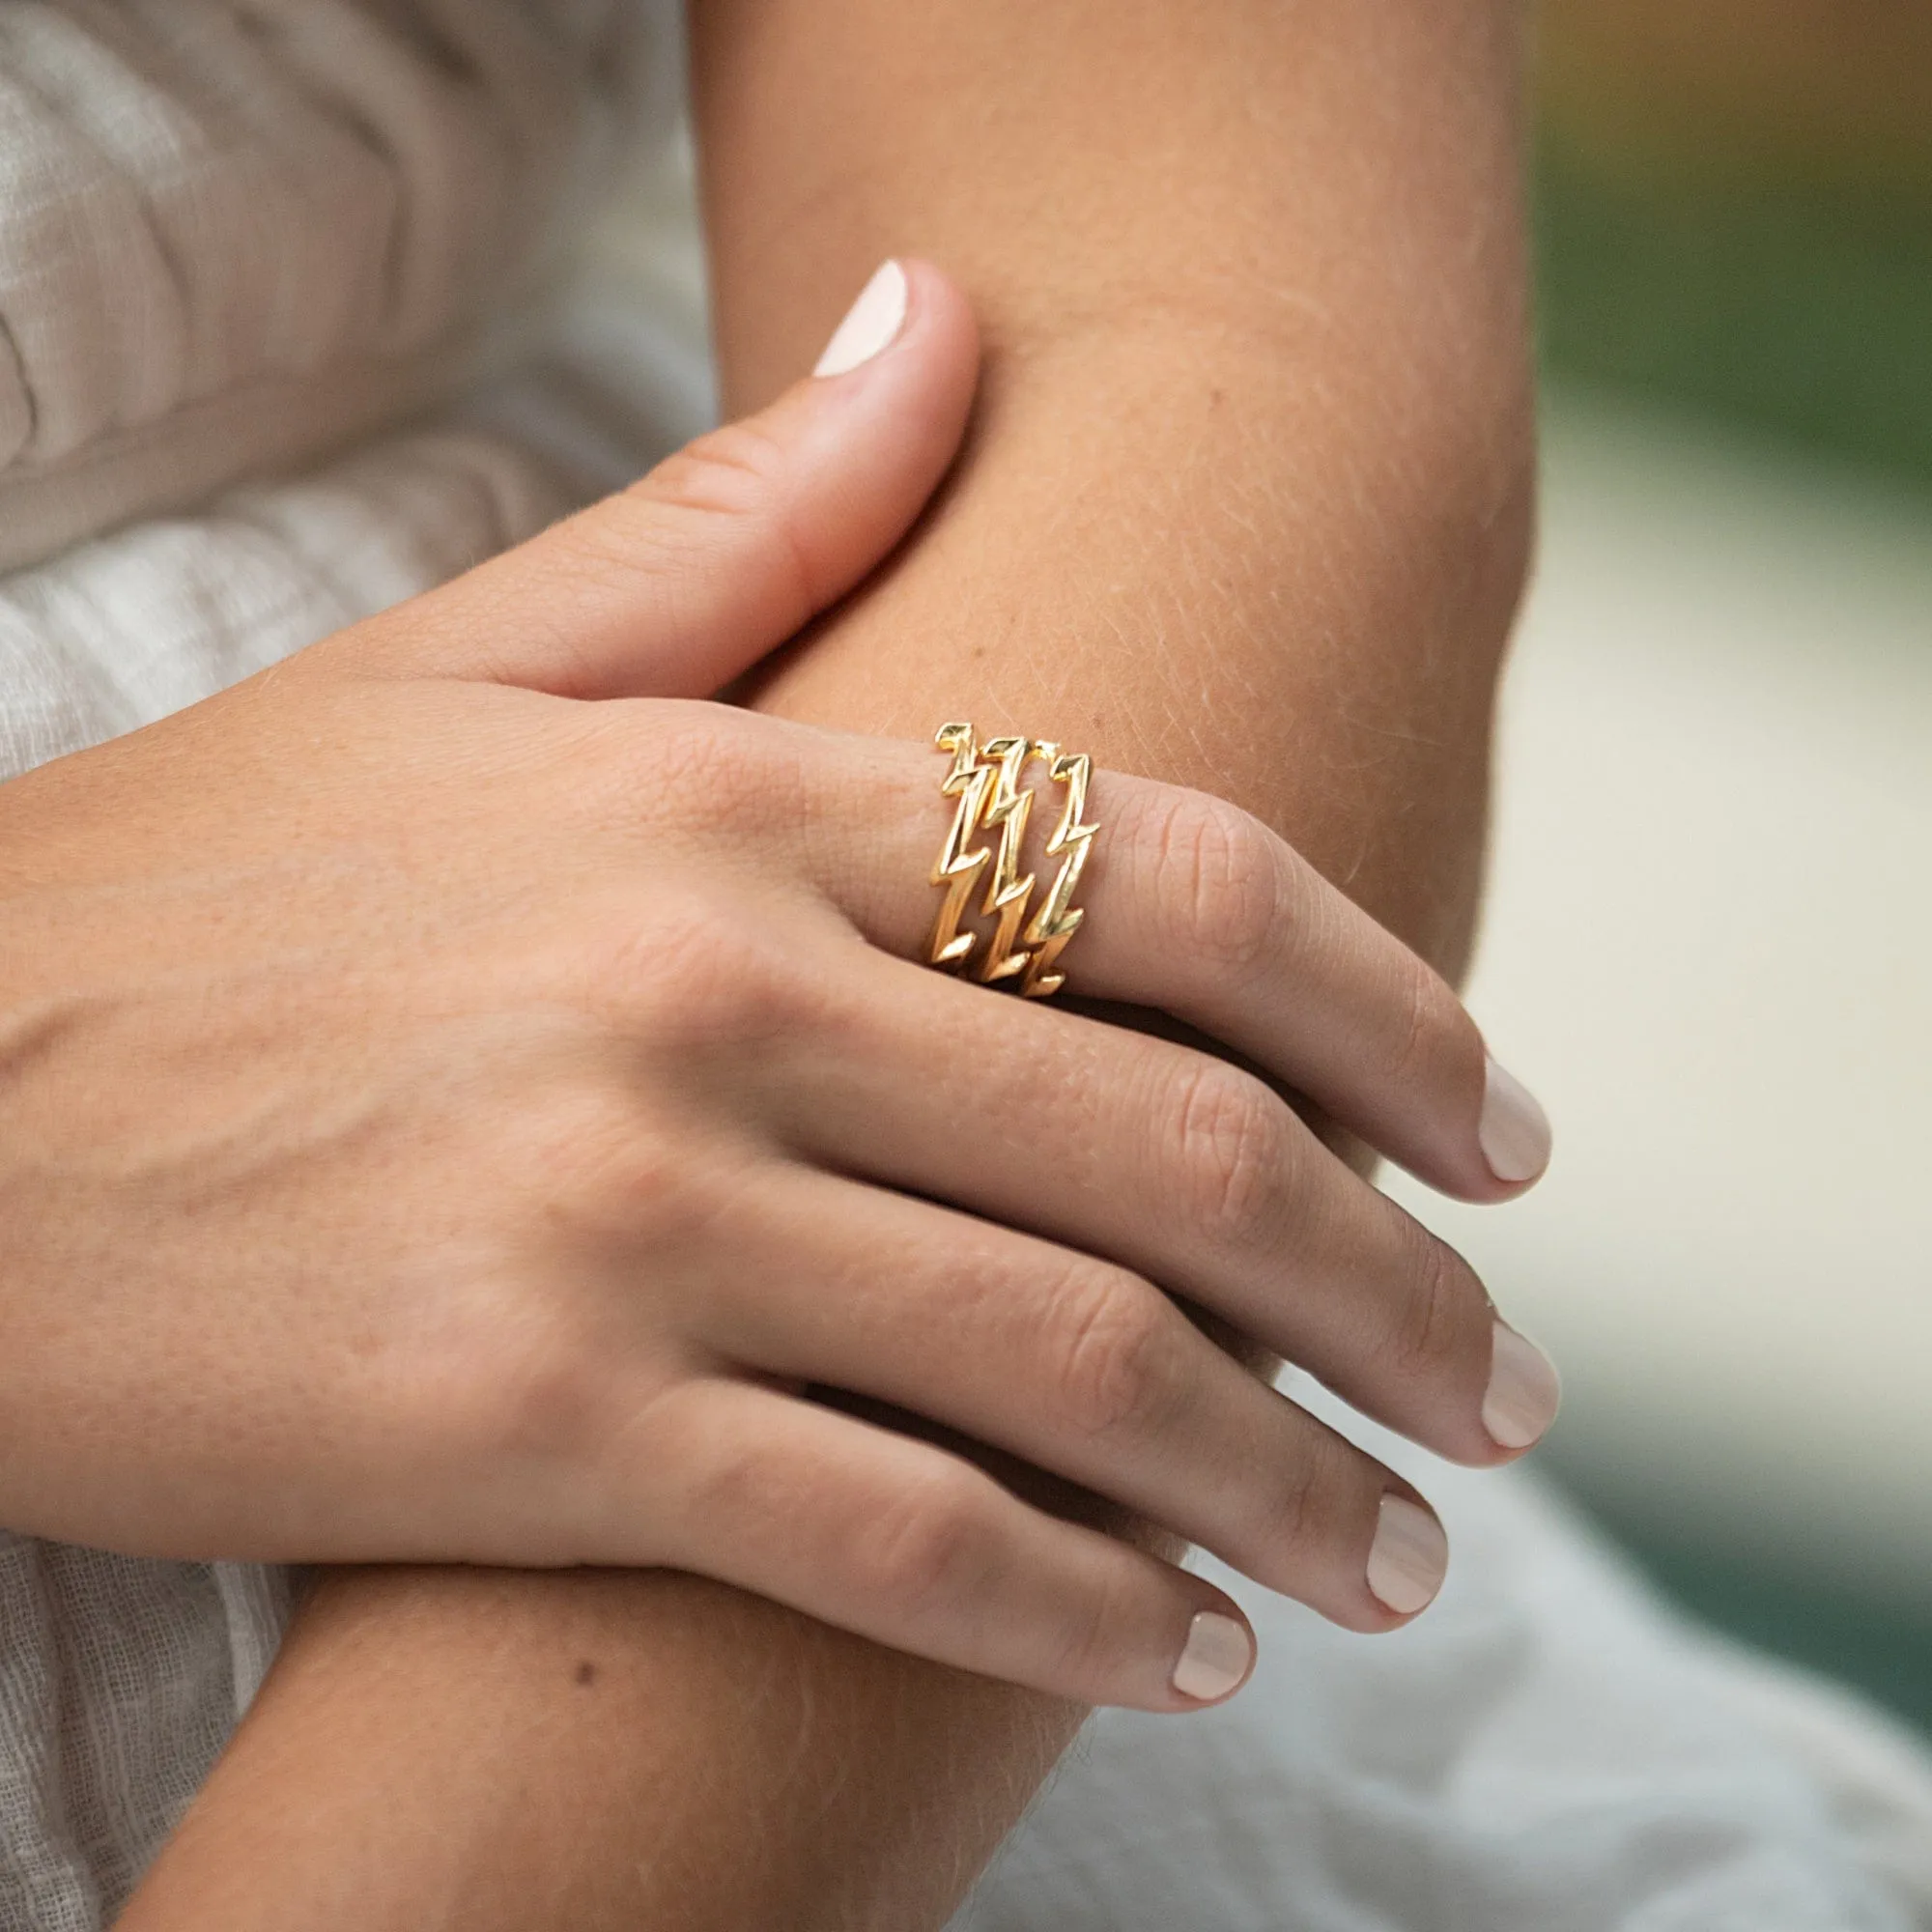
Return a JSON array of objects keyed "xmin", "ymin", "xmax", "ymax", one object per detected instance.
[
  {"xmin": 0, "ymin": 6, "xmax": 686, "ymax": 1924},
  {"xmin": 952, "ymin": 1387, "xmax": 1932, "ymax": 1931},
  {"xmin": 0, "ymin": 0, "xmax": 661, "ymax": 575},
  {"xmin": 2, "ymin": 4, "xmax": 1931, "ymax": 1928}
]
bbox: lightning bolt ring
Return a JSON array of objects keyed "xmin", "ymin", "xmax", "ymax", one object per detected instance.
[{"xmin": 924, "ymin": 723, "xmax": 1096, "ymax": 1000}]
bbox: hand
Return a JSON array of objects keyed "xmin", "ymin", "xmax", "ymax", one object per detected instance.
[{"xmin": 0, "ymin": 263, "xmax": 1553, "ymax": 1711}]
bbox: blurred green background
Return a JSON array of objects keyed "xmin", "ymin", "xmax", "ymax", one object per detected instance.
[
  {"xmin": 1536, "ymin": 0, "xmax": 1932, "ymax": 490},
  {"xmin": 1520, "ymin": 0, "xmax": 1932, "ymax": 1737}
]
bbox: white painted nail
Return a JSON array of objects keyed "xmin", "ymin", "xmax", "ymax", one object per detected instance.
[
  {"xmin": 812, "ymin": 260, "xmax": 909, "ymax": 378},
  {"xmin": 1366, "ymin": 1495, "xmax": 1448, "ymax": 1616},
  {"xmin": 1478, "ymin": 1054, "xmax": 1551, "ymax": 1183},
  {"xmin": 1171, "ymin": 1610, "xmax": 1253, "ymax": 1702},
  {"xmin": 1483, "ymin": 1321, "xmax": 1562, "ymax": 1450}
]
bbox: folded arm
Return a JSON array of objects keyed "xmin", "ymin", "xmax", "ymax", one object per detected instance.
[{"xmin": 119, "ymin": 4, "xmax": 1531, "ymax": 1926}]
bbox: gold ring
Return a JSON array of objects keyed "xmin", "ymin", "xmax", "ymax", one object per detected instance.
[{"xmin": 925, "ymin": 722, "xmax": 1096, "ymax": 1000}]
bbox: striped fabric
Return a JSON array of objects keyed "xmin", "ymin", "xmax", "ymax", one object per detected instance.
[{"xmin": 0, "ymin": 6, "xmax": 683, "ymax": 1921}]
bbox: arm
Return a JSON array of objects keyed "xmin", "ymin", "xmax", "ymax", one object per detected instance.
[
  {"xmin": 709, "ymin": 0, "xmax": 1532, "ymax": 982},
  {"xmin": 120, "ymin": 5, "xmax": 1532, "ymax": 1927}
]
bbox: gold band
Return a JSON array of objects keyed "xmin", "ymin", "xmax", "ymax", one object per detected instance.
[{"xmin": 925, "ymin": 723, "xmax": 1095, "ymax": 999}]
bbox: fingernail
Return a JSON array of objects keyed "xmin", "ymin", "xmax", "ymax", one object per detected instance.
[
  {"xmin": 1479, "ymin": 1054, "xmax": 1551, "ymax": 1184},
  {"xmin": 812, "ymin": 260, "xmax": 909, "ymax": 378},
  {"xmin": 1366, "ymin": 1495, "xmax": 1447, "ymax": 1616},
  {"xmin": 1483, "ymin": 1321, "xmax": 1562, "ymax": 1450},
  {"xmin": 1171, "ymin": 1610, "xmax": 1253, "ymax": 1702}
]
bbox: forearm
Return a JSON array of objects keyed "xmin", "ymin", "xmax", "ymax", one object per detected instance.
[
  {"xmin": 121, "ymin": 6, "xmax": 1531, "ymax": 1926},
  {"xmin": 702, "ymin": 0, "xmax": 1535, "ymax": 1885},
  {"xmin": 745, "ymin": 323, "xmax": 1523, "ymax": 971},
  {"xmin": 121, "ymin": 1567, "xmax": 1065, "ymax": 1932},
  {"xmin": 711, "ymin": 0, "xmax": 1534, "ymax": 967}
]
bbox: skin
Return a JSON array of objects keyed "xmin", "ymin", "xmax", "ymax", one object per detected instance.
[
  {"xmin": 112, "ymin": 1, "xmax": 1536, "ymax": 1926},
  {"xmin": 7, "ymin": 268, "xmax": 1524, "ymax": 1690}
]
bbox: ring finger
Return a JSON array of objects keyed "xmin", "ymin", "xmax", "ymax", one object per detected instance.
[{"xmin": 781, "ymin": 724, "xmax": 1547, "ymax": 1201}]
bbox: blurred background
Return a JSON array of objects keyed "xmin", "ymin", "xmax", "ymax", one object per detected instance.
[{"xmin": 1383, "ymin": 0, "xmax": 1932, "ymax": 1735}]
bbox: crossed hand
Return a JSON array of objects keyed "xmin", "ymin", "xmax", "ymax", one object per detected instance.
[{"xmin": 0, "ymin": 262, "xmax": 1554, "ymax": 1711}]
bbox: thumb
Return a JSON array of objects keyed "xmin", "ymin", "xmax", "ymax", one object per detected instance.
[{"xmin": 340, "ymin": 259, "xmax": 978, "ymax": 697}]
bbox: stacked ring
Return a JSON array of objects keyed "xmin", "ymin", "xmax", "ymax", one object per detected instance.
[{"xmin": 925, "ymin": 722, "xmax": 1097, "ymax": 1000}]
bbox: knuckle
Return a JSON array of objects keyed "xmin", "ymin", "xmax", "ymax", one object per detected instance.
[
  {"xmin": 1150, "ymin": 790, "xmax": 1285, "ymax": 975},
  {"xmin": 1048, "ymin": 1562, "xmax": 1140, "ymax": 1693},
  {"xmin": 576, "ymin": 884, "xmax": 816, "ymax": 1051},
  {"xmin": 1169, "ymin": 1060, "xmax": 1295, "ymax": 1238},
  {"xmin": 630, "ymin": 420, "xmax": 815, "ymax": 611},
  {"xmin": 504, "ymin": 1050, "xmax": 758, "ymax": 1255},
  {"xmin": 646, "ymin": 418, "xmax": 791, "ymax": 521},
  {"xmin": 593, "ymin": 701, "xmax": 788, "ymax": 830},
  {"xmin": 490, "ymin": 1329, "xmax": 622, "ymax": 1466},
  {"xmin": 553, "ymin": 422, "xmax": 786, "ymax": 582},
  {"xmin": 1378, "ymin": 956, "xmax": 1465, "ymax": 1091},
  {"xmin": 1385, "ymin": 1221, "xmax": 1482, "ymax": 1384},
  {"xmin": 1264, "ymin": 1430, "xmax": 1346, "ymax": 1567},
  {"xmin": 560, "ymin": 1108, "xmax": 748, "ymax": 1253},
  {"xmin": 847, "ymin": 1470, "xmax": 990, "ymax": 1617},
  {"xmin": 421, "ymin": 1287, "xmax": 620, "ymax": 1472},
  {"xmin": 656, "ymin": 1413, "xmax": 790, "ymax": 1555},
  {"xmin": 1046, "ymin": 1264, "xmax": 1179, "ymax": 1444}
]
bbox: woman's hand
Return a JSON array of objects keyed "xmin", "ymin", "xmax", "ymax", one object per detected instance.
[{"xmin": 0, "ymin": 263, "xmax": 1552, "ymax": 1712}]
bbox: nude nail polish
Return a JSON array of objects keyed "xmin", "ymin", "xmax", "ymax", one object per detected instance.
[
  {"xmin": 1479, "ymin": 1054, "xmax": 1551, "ymax": 1184},
  {"xmin": 812, "ymin": 260, "xmax": 909, "ymax": 377},
  {"xmin": 1366, "ymin": 1495, "xmax": 1448, "ymax": 1615},
  {"xmin": 1483, "ymin": 1321, "xmax": 1562, "ymax": 1450},
  {"xmin": 1171, "ymin": 1610, "xmax": 1253, "ymax": 1701}
]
